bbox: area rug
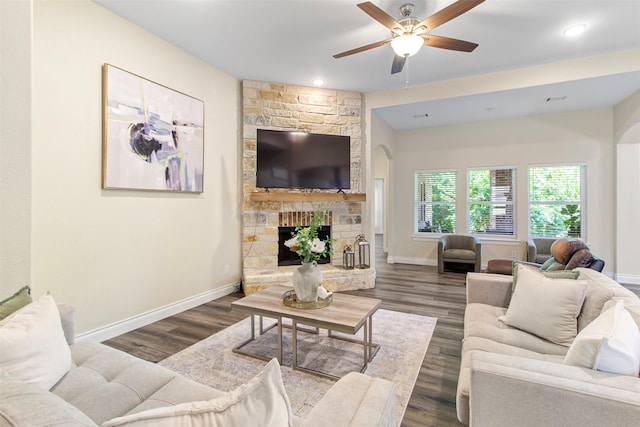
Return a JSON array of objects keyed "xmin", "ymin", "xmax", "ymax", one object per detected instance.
[{"xmin": 159, "ymin": 309, "xmax": 436, "ymax": 424}]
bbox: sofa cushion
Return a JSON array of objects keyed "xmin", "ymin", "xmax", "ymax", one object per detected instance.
[
  {"xmin": 0, "ymin": 371, "xmax": 96, "ymax": 426},
  {"xmin": 565, "ymin": 300, "xmax": 640, "ymax": 376},
  {"xmin": 301, "ymin": 372, "xmax": 396, "ymax": 427},
  {"xmin": 0, "ymin": 292, "xmax": 71, "ymax": 390},
  {"xmin": 0, "ymin": 286, "xmax": 31, "ymax": 320},
  {"xmin": 52, "ymin": 342, "xmax": 224, "ymax": 425},
  {"xmin": 456, "ymin": 340, "xmax": 565, "ymax": 425},
  {"xmin": 465, "ymin": 304, "xmax": 568, "ymax": 355},
  {"xmin": 499, "ymin": 266, "xmax": 588, "ymax": 346},
  {"xmin": 443, "ymin": 248, "xmax": 476, "ymax": 261},
  {"xmin": 102, "ymin": 358, "xmax": 292, "ymax": 427}
]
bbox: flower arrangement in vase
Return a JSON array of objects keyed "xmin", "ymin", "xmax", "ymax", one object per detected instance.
[{"xmin": 284, "ymin": 211, "xmax": 333, "ymax": 302}]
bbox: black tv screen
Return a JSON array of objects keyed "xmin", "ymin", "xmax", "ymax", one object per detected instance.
[{"xmin": 256, "ymin": 129, "xmax": 351, "ymax": 190}]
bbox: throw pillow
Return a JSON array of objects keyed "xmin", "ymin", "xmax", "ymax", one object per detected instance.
[
  {"xmin": 102, "ymin": 358, "xmax": 293, "ymax": 427},
  {"xmin": 511, "ymin": 262, "xmax": 579, "ymax": 292},
  {"xmin": 566, "ymin": 248, "xmax": 595, "ymax": 270},
  {"xmin": 539, "ymin": 257, "xmax": 565, "ymax": 272},
  {"xmin": 577, "ymin": 283, "xmax": 614, "ymax": 332},
  {"xmin": 0, "ymin": 292, "xmax": 72, "ymax": 390},
  {"xmin": 499, "ymin": 266, "xmax": 588, "ymax": 346},
  {"xmin": 549, "ymin": 237, "xmax": 588, "ymax": 265},
  {"xmin": 0, "ymin": 285, "xmax": 32, "ymax": 320},
  {"xmin": 564, "ymin": 300, "xmax": 640, "ymax": 376}
]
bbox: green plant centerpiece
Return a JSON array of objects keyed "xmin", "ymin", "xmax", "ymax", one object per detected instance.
[{"xmin": 284, "ymin": 212, "xmax": 333, "ymax": 303}]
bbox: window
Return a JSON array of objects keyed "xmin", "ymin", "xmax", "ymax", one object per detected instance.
[
  {"xmin": 468, "ymin": 168, "xmax": 515, "ymax": 235},
  {"xmin": 528, "ymin": 164, "xmax": 585, "ymax": 238},
  {"xmin": 415, "ymin": 170, "xmax": 456, "ymax": 234}
]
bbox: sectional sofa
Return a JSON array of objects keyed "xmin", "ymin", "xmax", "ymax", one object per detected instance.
[
  {"xmin": 0, "ymin": 295, "xmax": 396, "ymax": 426},
  {"xmin": 457, "ymin": 266, "xmax": 640, "ymax": 426}
]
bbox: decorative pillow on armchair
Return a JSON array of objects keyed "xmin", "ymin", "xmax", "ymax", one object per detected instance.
[
  {"xmin": 549, "ymin": 237, "xmax": 588, "ymax": 265},
  {"xmin": 566, "ymin": 248, "xmax": 595, "ymax": 270}
]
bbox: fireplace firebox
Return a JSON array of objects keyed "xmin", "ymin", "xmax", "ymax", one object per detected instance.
[{"xmin": 278, "ymin": 226, "xmax": 331, "ymax": 266}]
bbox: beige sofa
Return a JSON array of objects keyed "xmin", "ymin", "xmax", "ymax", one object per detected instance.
[
  {"xmin": 0, "ymin": 304, "xmax": 396, "ymax": 426},
  {"xmin": 457, "ymin": 268, "xmax": 640, "ymax": 427}
]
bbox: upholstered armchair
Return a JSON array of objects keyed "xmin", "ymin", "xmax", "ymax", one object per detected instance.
[
  {"xmin": 526, "ymin": 237, "xmax": 556, "ymax": 264},
  {"xmin": 438, "ymin": 235, "xmax": 482, "ymax": 273}
]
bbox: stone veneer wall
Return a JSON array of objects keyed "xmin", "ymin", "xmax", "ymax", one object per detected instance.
[{"xmin": 242, "ymin": 80, "xmax": 374, "ymax": 295}]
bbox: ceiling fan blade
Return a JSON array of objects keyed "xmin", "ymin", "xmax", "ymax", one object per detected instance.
[
  {"xmin": 391, "ymin": 55, "xmax": 406, "ymax": 74},
  {"xmin": 333, "ymin": 38, "xmax": 392, "ymax": 59},
  {"xmin": 424, "ymin": 35, "xmax": 478, "ymax": 52},
  {"xmin": 416, "ymin": 0, "xmax": 484, "ymax": 32},
  {"xmin": 358, "ymin": 2, "xmax": 404, "ymax": 34}
]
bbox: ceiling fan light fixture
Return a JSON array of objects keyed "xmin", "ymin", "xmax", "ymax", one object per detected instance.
[{"xmin": 390, "ymin": 34, "xmax": 424, "ymax": 57}]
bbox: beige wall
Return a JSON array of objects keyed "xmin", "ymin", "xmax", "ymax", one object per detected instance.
[
  {"xmin": 1, "ymin": 0, "xmax": 32, "ymax": 294},
  {"xmin": 614, "ymin": 90, "xmax": 640, "ymax": 282},
  {"xmin": 24, "ymin": 0, "xmax": 242, "ymax": 335},
  {"xmin": 387, "ymin": 109, "xmax": 615, "ymax": 269}
]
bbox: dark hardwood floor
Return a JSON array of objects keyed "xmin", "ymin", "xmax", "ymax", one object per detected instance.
[{"xmin": 105, "ymin": 236, "xmax": 466, "ymax": 426}]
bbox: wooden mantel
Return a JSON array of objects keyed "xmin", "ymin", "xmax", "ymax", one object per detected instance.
[{"xmin": 249, "ymin": 192, "xmax": 366, "ymax": 202}]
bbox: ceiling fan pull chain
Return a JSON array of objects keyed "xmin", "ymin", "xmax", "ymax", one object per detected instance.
[{"xmin": 404, "ymin": 55, "xmax": 410, "ymax": 89}]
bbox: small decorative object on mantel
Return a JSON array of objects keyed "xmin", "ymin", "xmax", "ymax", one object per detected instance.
[
  {"xmin": 343, "ymin": 245, "xmax": 355, "ymax": 270},
  {"xmin": 354, "ymin": 234, "xmax": 370, "ymax": 269},
  {"xmin": 284, "ymin": 211, "xmax": 333, "ymax": 302}
]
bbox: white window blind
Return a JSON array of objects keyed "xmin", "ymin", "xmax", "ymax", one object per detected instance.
[
  {"xmin": 528, "ymin": 164, "xmax": 585, "ymax": 238},
  {"xmin": 415, "ymin": 170, "xmax": 456, "ymax": 233},
  {"xmin": 468, "ymin": 168, "xmax": 515, "ymax": 235}
]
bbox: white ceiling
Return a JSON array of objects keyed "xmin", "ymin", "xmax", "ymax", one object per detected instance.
[{"xmin": 94, "ymin": 0, "xmax": 640, "ymax": 130}]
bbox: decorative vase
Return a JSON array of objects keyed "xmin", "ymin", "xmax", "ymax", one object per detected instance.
[{"xmin": 291, "ymin": 261, "xmax": 323, "ymax": 302}]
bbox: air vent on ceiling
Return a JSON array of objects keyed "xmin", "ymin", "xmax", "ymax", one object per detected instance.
[
  {"xmin": 546, "ymin": 96, "xmax": 567, "ymax": 102},
  {"xmin": 413, "ymin": 113, "xmax": 429, "ymax": 118}
]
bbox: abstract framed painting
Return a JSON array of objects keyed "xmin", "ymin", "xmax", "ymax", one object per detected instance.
[{"xmin": 102, "ymin": 64, "xmax": 204, "ymax": 192}]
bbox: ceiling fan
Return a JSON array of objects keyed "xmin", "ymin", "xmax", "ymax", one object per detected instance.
[{"xmin": 334, "ymin": 1, "xmax": 484, "ymax": 74}]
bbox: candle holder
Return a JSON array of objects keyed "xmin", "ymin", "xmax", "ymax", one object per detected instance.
[{"xmin": 354, "ymin": 234, "xmax": 370, "ymax": 269}]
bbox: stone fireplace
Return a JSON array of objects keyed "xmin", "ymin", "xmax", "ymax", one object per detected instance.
[{"xmin": 241, "ymin": 80, "xmax": 375, "ymax": 295}]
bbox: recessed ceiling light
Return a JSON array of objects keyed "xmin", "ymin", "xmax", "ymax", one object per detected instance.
[
  {"xmin": 563, "ymin": 24, "xmax": 587, "ymax": 37},
  {"xmin": 312, "ymin": 78, "xmax": 325, "ymax": 86}
]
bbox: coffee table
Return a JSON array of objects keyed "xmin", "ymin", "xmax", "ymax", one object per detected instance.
[{"xmin": 231, "ymin": 285, "xmax": 382, "ymax": 380}]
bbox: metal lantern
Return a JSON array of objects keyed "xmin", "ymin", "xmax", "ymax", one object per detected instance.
[
  {"xmin": 354, "ymin": 234, "xmax": 370, "ymax": 269},
  {"xmin": 343, "ymin": 245, "xmax": 355, "ymax": 270}
]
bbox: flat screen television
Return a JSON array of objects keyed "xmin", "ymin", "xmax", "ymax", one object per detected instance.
[{"xmin": 256, "ymin": 129, "xmax": 351, "ymax": 190}]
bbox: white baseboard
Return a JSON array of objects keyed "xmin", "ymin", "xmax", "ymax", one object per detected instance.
[
  {"xmin": 387, "ymin": 256, "xmax": 436, "ymax": 266},
  {"xmin": 616, "ymin": 274, "xmax": 640, "ymax": 285},
  {"xmin": 76, "ymin": 281, "xmax": 240, "ymax": 343}
]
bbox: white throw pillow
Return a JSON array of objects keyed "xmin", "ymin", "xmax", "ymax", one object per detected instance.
[
  {"xmin": 0, "ymin": 292, "xmax": 72, "ymax": 390},
  {"xmin": 103, "ymin": 358, "xmax": 293, "ymax": 427},
  {"xmin": 565, "ymin": 300, "xmax": 640, "ymax": 375},
  {"xmin": 499, "ymin": 265, "xmax": 588, "ymax": 346}
]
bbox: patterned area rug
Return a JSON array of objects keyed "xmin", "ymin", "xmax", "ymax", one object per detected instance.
[{"xmin": 159, "ymin": 309, "xmax": 436, "ymax": 424}]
